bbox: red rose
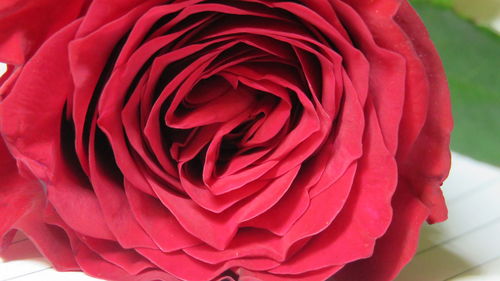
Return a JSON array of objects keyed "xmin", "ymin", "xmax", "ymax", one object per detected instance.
[{"xmin": 0, "ymin": 0, "xmax": 452, "ymax": 280}]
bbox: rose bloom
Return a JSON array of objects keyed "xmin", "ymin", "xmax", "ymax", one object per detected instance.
[{"xmin": 0, "ymin": 0, "xmax": 452, "ymax": 280}]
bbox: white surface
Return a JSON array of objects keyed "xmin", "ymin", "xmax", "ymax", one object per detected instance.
[
  {"xmin": 0, "ymin": 63, "xmax": 6, "ymax": 77},
  {"xmin": 1, "ymin": 153, "xmax": 499, "ymax": 280},
  {"xmin": 395, "ymin": 153, "xmax": 500, "ymax": 281}
]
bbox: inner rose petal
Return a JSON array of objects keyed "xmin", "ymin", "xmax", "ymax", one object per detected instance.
[
  {"xmin": 183, "ymin": 163, "xmax": 357, "ymax": 264},
  {"xmin": 69, "ymin": 1, "xmax": 163, "ymax": 177},
  {"xmin": 269, "ymin": 101, "xmax": 397, "ymax": 275},
  {"xmin": 99, "ymin": 18, "xmax": 224, "ymax": 188},
  {"xmin": 62, "ymin": 0, "xmax": 378, "ymax": 273}
]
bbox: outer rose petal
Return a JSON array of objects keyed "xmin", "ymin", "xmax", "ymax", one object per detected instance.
[
  {"xmin": 332, "ymin": 1, "xmax": 452, "ymax": 280},
  {"xmin": 0, "ymin": 19, "xmax": 115, "ymax": 241},
  {"xmin": 394, "ymin": 1, "xmax": 452, "ymax": 223},
  {"xmin": 0, "ymin": 0, "xmax": 89, "ymax": 65},
  {"xmin": 0, "ymin": 138, "xmax": 79, "ymax": 271},
  {"xmin": 238, "ymin": 265, "xmax": 341, "ymax": 281},
  {"xmin": 44, "ymin": 204, "xmax": 181, "ymax": 281},
  {"xmin": 0, "ymin": 19, "xmax": 81, "ymax": 181},
  {"xmin": 75, "ymin": 0, "xmax": 174, "ymax": 38},
  {"xmin": 340, "ymin": 0, "xmax": 452, "ymax": 222},
  {"xmin": 0, "ymin": 137, "xmax": 40, "ymax": 247},
  {"xmin": 334, "ymin": 183, "xmax": 429, "ymax": 281}
]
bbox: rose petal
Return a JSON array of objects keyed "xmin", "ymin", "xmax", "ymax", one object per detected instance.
[
  {"xmin": 0, "ymin": 19, "xmax": 80, "ymax": 181},
  {"xmin": 0, "ymin": 0, "xmax": 88, "ymax": 65},
  {"xmin": 88, "ymin": 117, "xmax": 157, "ymax": 249},
  {"xmin": 125, "ymin": 181, "xmax": 202, "ymax": 252},
  {"xmin": 342, "ymin": 0, "xmax": 428, "ymax": 158},
  {"xmin": 394, "ymin": 1, "xmax": 452, "ymax": 223},
  {"xmin": 137, "ymin": 248, "xmax": 223, "ymax": 281},
  {"xmin": 184, "ymin": 164, "xmax": 356, "ymax": 264},
  {"xmin": 77, "ymin": 236, "xmax": 154, "ymax": 275},
  {"xmin": 333, "ymin": 0, "xmax": 406, "ymax": 155},
  {"xmin": 238, "ymin": 265, "xmax": 341, "ymax": 281},
  {"xmin": 75, "ymin": 0, "xmax": 164, "ymax": 38},
  {"xmin": 0, "ymin": 19, "xmax": 114, "ymax": 241},
  {"xmin": 334, "ymin": 181, "xmax": 430, "ymax": 281},
  {"xmin": 269, "ymin": 98, "xmax": 397, "ymax": 274},
  {"xmin": 70, "ymin": 1, "xmax": 159, "ymax": 175},
  {"xmin": 0, "ymin": 139, "xmax": 79, "ymax": 271}
]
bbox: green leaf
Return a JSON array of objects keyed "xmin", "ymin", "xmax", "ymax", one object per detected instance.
[
  {"xmin": 412, "ymin": 3, "xmax": 500, "ymax": 166},
  {"xmin": 411, "ymin": 0, "xmax": 454, "ymax": 8}
]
